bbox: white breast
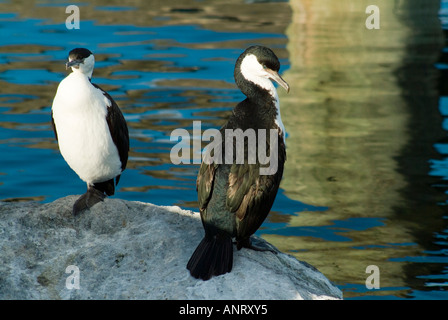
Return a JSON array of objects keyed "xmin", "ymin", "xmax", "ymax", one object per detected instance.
[{"xmin": 52, "ymin": 73, "xmax": 122, "ymax": 184}]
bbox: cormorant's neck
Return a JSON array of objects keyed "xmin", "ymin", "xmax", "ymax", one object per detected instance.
[
  {"xmin": 236, "ymin": 71, "xmax": 278, "ymax": 112},
  {"xmin": 237, "ymin": 69, "xmax": 277, "ymax": 102},
  {"xmin": 234, "ymin": 71, "xmax": 285, "ymax": 136}
]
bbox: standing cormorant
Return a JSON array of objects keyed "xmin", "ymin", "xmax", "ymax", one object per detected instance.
[
  {"xmin": 187, "ymin": 46, "xmax": 289, "ymax": 280},
  {"xmin": 51, "ymin": 48, "xmax": 129, "ymax": 215}
]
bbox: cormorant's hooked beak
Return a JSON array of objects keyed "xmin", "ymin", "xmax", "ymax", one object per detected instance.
[
  {"xmin": 66, "ymin": 59, "xmax": 82, "ymax": 70},
  {"xmin": 266, "ymin": 69, "xmax": 290, "ymax": 93}
]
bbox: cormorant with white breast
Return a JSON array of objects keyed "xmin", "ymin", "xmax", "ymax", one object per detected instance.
[
  {"xmin": 187, "ymin": 46, "xmax": 290, "ymax": 280},
  {"xmin": 51, "ymin": 48, "xmax": 129, "ymax": 216}
]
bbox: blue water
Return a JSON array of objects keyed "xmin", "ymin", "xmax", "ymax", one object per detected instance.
[
  {"xmin": 1, "ymin": 1, "xmax": 448, "ymax": 300},
  {"xmin": 0, "ymin": 10, "xmax": 287, "ymax": 205}
]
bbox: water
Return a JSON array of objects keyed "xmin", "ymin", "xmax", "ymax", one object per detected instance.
[{"xmin": 1, "ymin": 0, "xmax": 448, "ymax": 300}]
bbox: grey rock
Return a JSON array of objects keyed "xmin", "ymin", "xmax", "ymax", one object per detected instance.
[{"xmin": 0, "ymin": 196, "xmax": 342, "ymax": 300}]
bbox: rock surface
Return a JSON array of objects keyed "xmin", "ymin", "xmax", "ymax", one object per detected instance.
[{"xmin": 0, "ymin": 196, "xmax": 342, "ymax": 300}]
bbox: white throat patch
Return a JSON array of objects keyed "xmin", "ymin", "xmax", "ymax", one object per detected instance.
[{"xmin": 240, "ymin": 54, "xmax": 273, "ymax": 92}]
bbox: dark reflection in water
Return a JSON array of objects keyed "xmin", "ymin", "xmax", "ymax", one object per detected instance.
[{"xmin": 393, "ymin": 1, "xmax": 448, "ymax": 298}]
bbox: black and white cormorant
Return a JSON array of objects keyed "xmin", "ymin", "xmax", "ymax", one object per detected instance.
[
  {"xmin": 187, "ymin": 46, "xmax": 290, "ymax": 280},
  {"xmin": 51, "ymin": 48, "xmax": 129, "ymax": 216}
]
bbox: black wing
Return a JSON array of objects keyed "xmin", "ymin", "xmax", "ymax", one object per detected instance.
[
  {"xmin": 196, "ymin": 155, "xmax": 219, "ymax": 216},
  {"xmin": 196, "ymin": 123, "xmax": 286, "ymax": 243},
  {"xmin": 92, "ymin": 83, "xmax": 130, "ymax": 173},
  {"xmin": 51, "ymin": 110, "xmax": 58, "ymax": 141}
]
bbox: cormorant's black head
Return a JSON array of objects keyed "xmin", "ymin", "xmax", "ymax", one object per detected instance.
[
  {"xmin": 243, "ymin": 46, "xmax": 281, "ymax": 72},
  {"xmin": 234, "ymin": 46, "xmax": 289, "ymax": 96},
  {"xmin": 66, "ymin": 48, "xmax": 95, "ymax": 78}
]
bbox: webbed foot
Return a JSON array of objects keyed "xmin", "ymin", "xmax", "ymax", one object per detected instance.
[{"xmin": 236, "ymin": 237, "xmax": 279, "ymax": 254}]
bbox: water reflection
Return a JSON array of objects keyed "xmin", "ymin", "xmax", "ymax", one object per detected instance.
[
  {"xmin": 264, "ymin": 0, "xmax": 447, "ymax": 298},
  {"xmin": 1, "ymin": 0, "xmax": 448, "ymax": 299}
]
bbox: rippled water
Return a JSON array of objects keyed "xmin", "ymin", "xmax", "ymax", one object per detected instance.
[{"xmin": 1, "ymin": 0, "xmax": 448, "ymax": 300}]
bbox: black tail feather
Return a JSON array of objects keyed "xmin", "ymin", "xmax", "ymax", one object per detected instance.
[{"xmin": 187, "ymin": 234, "xmax": 233, "ymax": 280}]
